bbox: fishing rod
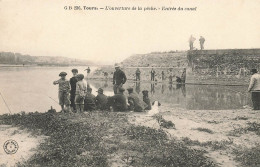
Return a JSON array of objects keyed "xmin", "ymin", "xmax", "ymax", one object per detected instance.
[
  {"xmin": 46, "ymin": 95, "xmax": 59, "ymax": 104},
  {"xmin": 0, "ymin": 92, "xmax": 12, "ymax": 114}
]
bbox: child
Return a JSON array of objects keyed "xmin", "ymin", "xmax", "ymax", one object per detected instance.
[
  {"xmin": 75, "ymin": 74, "xmax": 86, "ymax": 113},
  {"xmin": 142, "ymin": 90, "xmax": 151, "ymax": 110},
  {"xmin": 70, "ymin": 69, "xmax": 78, "ymax": 112},
  {"xmin": 53, "ymin": 72, "xmax": 71, "ymax": 112}
]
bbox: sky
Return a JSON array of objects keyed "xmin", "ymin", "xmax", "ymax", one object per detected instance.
[{"xmin": 0, "ymin": 0, "xmax": 259, "ymax": 64}]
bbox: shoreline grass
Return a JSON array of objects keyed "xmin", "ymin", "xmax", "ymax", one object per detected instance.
[{"xmin": 0, "ymin": 112, "xmax": 216, "ymax": 167}]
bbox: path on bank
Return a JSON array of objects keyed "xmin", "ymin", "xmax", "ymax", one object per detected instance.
[
  {"xmin": 0, "ymin": 125, "xmax": 46, "ymax": 167},
  {"xmin": 128, "ymin": 107, "xmax": 260, "ymax": 167}
]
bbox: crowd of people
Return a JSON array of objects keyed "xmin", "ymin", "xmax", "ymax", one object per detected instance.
[
  {"xmin": 53, "ymin": 66, "xmax": 152, "ymax": 113},
  {"xmin": 53, "ymin": 62, "xmax": 260, "ymax": 112},
  {"xmin": 135, "ymin": 67, "xmax": 186, "ymax": 83}
]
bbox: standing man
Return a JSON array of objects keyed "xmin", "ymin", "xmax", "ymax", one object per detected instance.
[
  {"xmin": 189, "ymin": 35, "xmax": 196, "ymax": 50},
  {"xmin": 181, "ymin": 68, "xmax": 186, "ymax": 84},
  {"xmin": 135, "ymin": 68, "xmax": 141, "ymax": 81},
  {"xmin": 248, "ymin": 69, "xmax": 260, "ymax": 110},
  {"xmin": 70, "ymin": 69, "xmax": 78, "ymax": 112},
  {"xmin": 161, "ymin": 71, "xmax": 165, "ymax": 81},
  {"xmin": 84, "ymin": 67, "xmax": 91, "ymax": 77},
  {"xmin": 151, "ymin": 68, "xmax": 156, "ymax": 81},
  {"xmin": 113, "ymin": 63, "xmax": 127, "ymax": 94},
  {"xmin": 199, "ymin": 36, "xmax": 205, "ymax": 50}
]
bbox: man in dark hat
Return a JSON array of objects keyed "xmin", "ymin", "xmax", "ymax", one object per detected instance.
[
  {"xmin": 127, "ymin": 88, "xmax": 146, "ymax": 112},
  {"xmin": 248, "ymin": 69, "xmax": 260, "ymax": 110},
  {"xmin": 70, "ymin": 69, "xmax": 78, "ymax": 112},
  {"xmin": 95, "ymin": 88, "xmax": 108, "ymax": 110},
  {"xmin": 142, "ymin": 90, "xmax": 151, "ymax": 110},
  {"xmin": 113, "ymin": 63, "xmax": 127, "ymax": 94},
  {"xmin": 111, "ymin": 87, "xmax": 128, "ymax": 112},
  {"xmin": 84, "ymin": 87, "xmax": 96, "ymax": 111},
  {"xmin": 53, "ymin": 72, "xmax": 71, "ymax": 112}
]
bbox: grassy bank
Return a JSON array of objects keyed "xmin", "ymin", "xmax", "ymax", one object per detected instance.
[{"xmin": 0, "ymin": 112, "xmax": 216, "ymax": 167}]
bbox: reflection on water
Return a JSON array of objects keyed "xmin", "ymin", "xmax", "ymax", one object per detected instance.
[
  {"xmin": 88, "ymin": 80, "xmax": 251, "ymax": 110},
  {"xmin": 0, "ymin": 66, "xmax": 251, "ymax": 114}
]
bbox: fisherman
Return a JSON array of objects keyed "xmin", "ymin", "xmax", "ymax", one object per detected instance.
[
  {"xmin": 248, "ymin": 69, "xmax": 260, "ymax": 110},
  {"xmin": 127, "ymin": 88, "xmax": 146, "ymax": 112},
  {"xmin": 75, "ymin": 74, "xmax": 86, "ymax": 113},
  {"xmin": 181, "ymin": 68, "xmax": 186, "ymax": 83},
  {"xmin": 135, "ymin": 68, "xmax": 141, "ymax": 81},
  {"xmin": 70, "ymin": 69, "xmax": 78, "ymax": 112},
  {"xmin": 142, "ymin": 90, "xmax": 151, "ymax": 110},
  {"xmin": 84, "ymin": 67, "xmax": 91, "ymax": 76},
  {"xmin": 176, "ymin": 76, "xmax": 182, "ymax": 83},
  {"xmin": 53, "ymin": 72, "xmax": 71, "ymax": 113},
  {"xmin": 104, "ymin": 71, "xmax": 108, "ymax": 79},
  {"xmin": 199, "ymin": 36, "xmax": 205, "ymax": 50},
  {"xmin": 95, "ymin": 88, "xmax": 108, "ymax": 110},
  {"xmin": 161, "ymin": 71, "xmax": 165, "ymax": 81},
  {"xmin": 189, "ymin": 35, "xmax": 196, "ymax": 50},
  {"xmin": 151, "ymin": 68, "xmax": 156, "ymax": 81},
  {"xmin": 113, "ymin": 63, "xmax": 127, "ymax": 94},
  {"xmin": 111, "ymin": 87, "xmax": 128, "ymax": 112},
  {"xmin": 84, "ymin": 87, "xmax": 96, "ymax": 111}
]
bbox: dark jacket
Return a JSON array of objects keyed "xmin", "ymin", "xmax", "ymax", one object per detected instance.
[
  {"xmin": 111, "ymin": 93, "xmax": 128, "ymax": 111},
  {"xmin": 128, "ymin": 93, "xmax": 145, "ymax": 112},
  {"xmin": 95, "ymin": 94, "xmax": 108, "ymax": 110},
  {"xmin": 113, "ymin": 70, "xmax": 127, "ymax": 85},
  {"xmin": 136, "ymin": 69, "xmax": 141, "ymax": 74},
  {"xmin": 70, "ymin": 77, "xmax": 78, "ymax": 94},
  {"xmin": 84, "ymin": 92, "xmax": 96, "ymax": 111},
  {"xmin": 143, "ymin": 96, "xmax": 151, "ymax": 110}
]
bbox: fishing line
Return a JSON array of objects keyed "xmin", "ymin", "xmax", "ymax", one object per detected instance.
[{"xmin": 0, "ymin": 92, "xmax": 12, "ymax": 114}]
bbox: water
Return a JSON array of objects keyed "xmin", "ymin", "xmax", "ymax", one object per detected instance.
[
  {"xmin": 0, "ymin": 66, "xmax": 251, "ymax": 114},
  {"xmin": 88, "ymin": 80, "xmax": 251, "ymax": 110}
]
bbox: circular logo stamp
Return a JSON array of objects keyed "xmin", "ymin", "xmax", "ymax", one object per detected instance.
[{"xmin": 3, "ymin": 139, "xmax": 19, "ymax": 154}]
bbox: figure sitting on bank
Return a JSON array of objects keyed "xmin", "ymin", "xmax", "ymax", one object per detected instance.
[
  {"xmin": 110, "ymin": 87, "xmax": 128, "ymax": 112},
  {"xmin": 95, "ymin": 88, "xmax": 108, "ymax": 110},
  {"xmin": 142, "ymin": 90, "xmax": 151, "ymax": 110},
  {"xmin": 84, "ymin": 87, "xmax": 96, "ymax": 111},
  {"xmin": 127, "ymin": 88, "xmax": 146, "ymax": 112}
]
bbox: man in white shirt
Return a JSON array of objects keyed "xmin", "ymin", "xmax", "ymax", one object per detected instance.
[{"xmin": 248, "ymin": 69, "xmax": 260, "ymax": 110}]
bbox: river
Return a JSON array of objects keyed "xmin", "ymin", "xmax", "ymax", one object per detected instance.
[{"xmin": 0, "ymin": 66, "xmax": 251, "ymax": 114}]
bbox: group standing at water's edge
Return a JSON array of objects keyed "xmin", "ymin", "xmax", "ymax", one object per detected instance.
[{"xmin": 53, "ymin": 66, "xmax": 153, "ymax": 113}]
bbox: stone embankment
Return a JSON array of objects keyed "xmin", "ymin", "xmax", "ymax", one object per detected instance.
[{"xmin": 91, "ymin": 49, "xmax": 260, "ymax": 85}]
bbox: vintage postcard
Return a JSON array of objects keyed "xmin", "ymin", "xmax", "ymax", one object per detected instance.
[{"xmin": 0, "ymin": 0, "xmax": 260, "ymax": 166}]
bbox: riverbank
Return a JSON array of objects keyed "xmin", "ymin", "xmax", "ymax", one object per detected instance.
[
  {"xmin": 129, "ymin": 107, "xmax": 260, "ymax": 166},
  {"xmin": 0, "ymin": 108, "xmax": 259, "ymax": 166},
  {"xmin": 0, "ymin": 111, "xmax": 216, "ymax": 167}
]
